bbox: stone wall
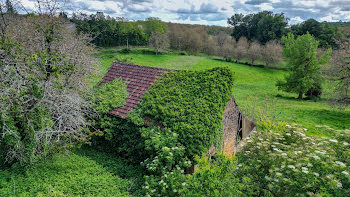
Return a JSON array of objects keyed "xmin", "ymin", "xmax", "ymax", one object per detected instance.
[
  {"xmin": 222, "ymin": 95, "xmax": 240, "ymax": 157},
  {"xmin": 217, "ymin": 95, "xmax": 256, "ymax": 157}
]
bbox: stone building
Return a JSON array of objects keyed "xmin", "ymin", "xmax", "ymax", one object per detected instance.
[{"xmin": 101, "ymin": 62, "xmax": 256, "ymax": 157}]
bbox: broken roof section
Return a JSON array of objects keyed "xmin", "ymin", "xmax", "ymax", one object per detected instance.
[{"xmin": 100, "ymin": 62, "xmax": 169, "ymax": 118}]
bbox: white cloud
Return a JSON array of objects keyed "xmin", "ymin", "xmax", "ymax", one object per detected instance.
[{"xmin": 18, "ymin": 0, "xmax": 350, "ymax": 26}]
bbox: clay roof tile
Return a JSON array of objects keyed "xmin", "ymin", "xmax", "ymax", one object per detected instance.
[{"xmin": 100, "ymin": 62, "xmax": 169, "ymax": 118}]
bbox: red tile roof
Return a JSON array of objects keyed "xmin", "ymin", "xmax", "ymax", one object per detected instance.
[{"xmin": 100, "ymin": 62, "xmax": 169, "ymax": 118}]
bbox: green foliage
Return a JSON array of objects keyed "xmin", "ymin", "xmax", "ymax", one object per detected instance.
[
  {"xmin": 144, "ymin": 123, "xmax": 350, "ymax": 196},
  {"xmin": 72, "ymin": 13, "xmax": 148, "ymax": 47},
  {"xmin": 93, "ymin": 115, "xmax": 148, "ymax": 164},
  {"xmin": 0, "ymin": 150, "xmax": 130, "ymax": 196},
  {"xmin": 141, "ymin": 128, "xmax": 192, "ymax": 196},
  {"xmin": 180, "ymin": 154, "xmax": 245, "ymax": 196},
  {"xmin": 291, "ymin": 19, "xmax": 341, "ymax": 48},
  {"xmin": 228, "ymin": 11, "xmax": 288, "ymax": 44},
  {"xmin": 235, "ymin": 124, "xmax": 350, "ymax": 196},
  {"xmin": 141, "ymin": 17, "xmax": 168, "ymax": 36},
  {"xmin": 135, "ymin": 67, "xmax": 234, "ymax": 159},
  {"xmin": 92, "ymin": 78, "xmax": 128, "ymax": 113},
  {"xmin": 140, "ymin": 127, "xmax": 190, "ymax": 175},
  {"xmin": 93, "ymin": 67, "xmax": 234, "ymax": 196},
  {"xmin": 72, "ymin": 14, "xmax": 168, "ymax": 48},
  {"xmin": 277, "ymin": 33, "xmax": 331, "ymax": 99},
  {"xmin": 305, "ymin": 80, "xmax": 323, "ymax": 99}
]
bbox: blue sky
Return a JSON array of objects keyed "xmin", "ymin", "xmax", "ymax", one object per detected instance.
[{"xmin": 22, "ymin": 0, "xmax": 350, "ymax": 26}]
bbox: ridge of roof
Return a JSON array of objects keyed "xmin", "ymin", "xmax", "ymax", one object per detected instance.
[{"xmin": 100, "ymin": 62, "xmax": 170, "ymax": 118}]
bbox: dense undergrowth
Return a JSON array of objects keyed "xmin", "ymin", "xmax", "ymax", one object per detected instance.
[{"xmin": 0, "ymin": 148, "xmax": 132, "ymax": 196}]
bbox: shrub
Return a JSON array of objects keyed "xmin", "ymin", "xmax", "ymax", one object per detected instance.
[
  {"xmin": 236, "ymin": 124, "xmax": 350, "ymax": 196},
  {"xmin": 152, "ymin": 124, "xmax": 350, "ymax": 196},
  {"xmin": 93, "ymin": 115, "xmax": 148, "ymax": 164},
  {"xmin": 305, "ymin": 81, "xmax": 322, "ymax": 99},
  {"xmin": 120, "ymin": 48, "xmax": 131, "ymax": 54}
]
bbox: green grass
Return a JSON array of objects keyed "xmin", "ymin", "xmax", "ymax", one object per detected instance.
[
  {"xmin": 0, "ymin": 148, "xmax": 143, "ymax": 196},
  {"xmin": 95, "ymin": 48, "xmax": 350, "ymax": 137}
]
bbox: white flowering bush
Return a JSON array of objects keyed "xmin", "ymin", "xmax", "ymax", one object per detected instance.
[
  {"xmin": 138, "ymin": 123, "xmax": 349, "ymax": 196},
  {"xmin": 139, "ymin": 127, "xmax": 191, "ymax": 196},
  {"xmin": 236, "ymin": 124, "xmax": 350, "ymax": 196}
]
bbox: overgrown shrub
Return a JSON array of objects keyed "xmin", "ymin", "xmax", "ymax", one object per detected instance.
[
  {"xmin": 93, "ymin": 67, "xmax": 235, "ymax": 196},
  {"xmin": 134, "ymin": 67, "xmax": 235, "ymax": 160},
  {"xmin": 93, "ymin": 115, "xmax": 148, "ymax": 164},
  {"xmin": 236, "ymin": 124, "xmax": 350, "ymax": 196},
  {"xmin": 120, "ymin": 48, "xmax": 131, "ymax": 54},
  {"xmin": 143, "ymin": 124, "xmax": 350, "ymax": 196}
]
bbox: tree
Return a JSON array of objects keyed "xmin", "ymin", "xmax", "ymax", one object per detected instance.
[
  {"xmin": 228, "ymin": 11, "xmax": 288, "ymax": 44},
  {"xmin": 277, "ymin": 33, "xmax": 331, "ymax": 99},
  {"xmin": 149, "ymin": 31, "xmax": 169, "ymax": 55},
  {"xmin": 261, "ymin": 40, "xmax": 283, "ymax": 69},
  {"xmin": 291, "ymin": 19, "xmax": 341, "ymax": 48},
  {"xmin": 326, "ymin": 40, "xmax": 350, "ymax": 107},
  {"xmin": 233, "ymin": 37, "xmax": 248, "ymax": 63},
  {"xmin": 215, "ymin": 32, "xmax": 234, "ymax": 61},
  {"xmin": 0, "ymin": 1, "xmax": 97, "ymax": 167},
  {"xmin": 142, "ymin": 17, "xmax": 168, "ymax": 36},
  {"xmin": 246, "ymin": 41, "xmax": 262, "ymax": 65},
  {"xmin": 5, "ymin": 0, "xmax": 16, "ymax": 14}
]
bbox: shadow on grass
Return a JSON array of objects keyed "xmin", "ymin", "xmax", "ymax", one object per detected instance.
[
  {"xmin": 75, "ymin": 146, "xmax": 145, "ymax": 195},
  {"xmin": 275, "ymin": 94, "xmax": 328, "ymax": 103},
  {"xmin": 75, "ymin": 147, "xmax": 144, "ymax": 180}
]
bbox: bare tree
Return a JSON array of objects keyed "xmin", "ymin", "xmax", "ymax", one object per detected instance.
[
  {"xmin": 215, "ymin": 32, "xmax": 235, "ymax": 61},
  {"xmin": 326, "ymin": 41, "xmax": 350, "ymax": 108},
  {"xmin": 149, "ymin": 31, "xmax": 169, "ymax": 55},
  {"xmin": 221, "ymin": 38, "xmax": 236, "ymax": 61},
  {"xmin": 0, "ymin": 0, "xmax": 97, "ymax": 166},
  {"xmin": 247, "ymin": 41, "xmax": 262, "ymax": 65},
  {"xmin": 233, "ymin": 36, "xmax": 248, "ymax": 63},
  {"xmin": 203, "ymin": 36, "xmax": 218, "ymax": 56},
  {"xmin": 261, "ymin": 40, "xmax": 283, "ymax": 69}
]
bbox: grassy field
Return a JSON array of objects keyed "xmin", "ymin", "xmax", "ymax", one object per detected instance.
[{"xmin": 95, "ymin": 48, "xmax": 350, "ymax": 136}]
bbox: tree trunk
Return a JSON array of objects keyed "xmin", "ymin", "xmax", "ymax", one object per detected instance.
[
  {"xmin": 298, "ymin": 92, "xmax": 303, "ymax": 100},
  {"xmin": 156, "ymin": 48, "xmax": 158, "ymax": 56},
  {"xmin": 126, "ymin": 38, "xmax": 129, "ymax": 50}
]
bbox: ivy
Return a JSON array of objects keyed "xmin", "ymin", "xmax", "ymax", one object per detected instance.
[
  {"xmin": 135, "ymin": 67, "xmax": 234, "ymax": 159},
  {"xmin": 92, "ymin": 78, "xmax": 128, "ymax": 114}
]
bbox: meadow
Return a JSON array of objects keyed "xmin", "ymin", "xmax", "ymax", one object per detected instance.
[{"xmin": 95, "ymin": 48, "xmax": 350, "ymax": 137}]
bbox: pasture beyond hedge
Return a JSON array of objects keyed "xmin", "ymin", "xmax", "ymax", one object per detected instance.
[{"xmin": 95, "ymin": 48, "xmax": 350, "ymax": 136}]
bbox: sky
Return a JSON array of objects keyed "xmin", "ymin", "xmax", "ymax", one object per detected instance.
[{"xmin": 21, "ymin": 0, "xmax": 350, "ymax": 26}]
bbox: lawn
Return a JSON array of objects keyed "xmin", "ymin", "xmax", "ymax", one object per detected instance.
[{"xmin": 95, "ymin": 48, "xmax": 350, "ymax": 137}]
